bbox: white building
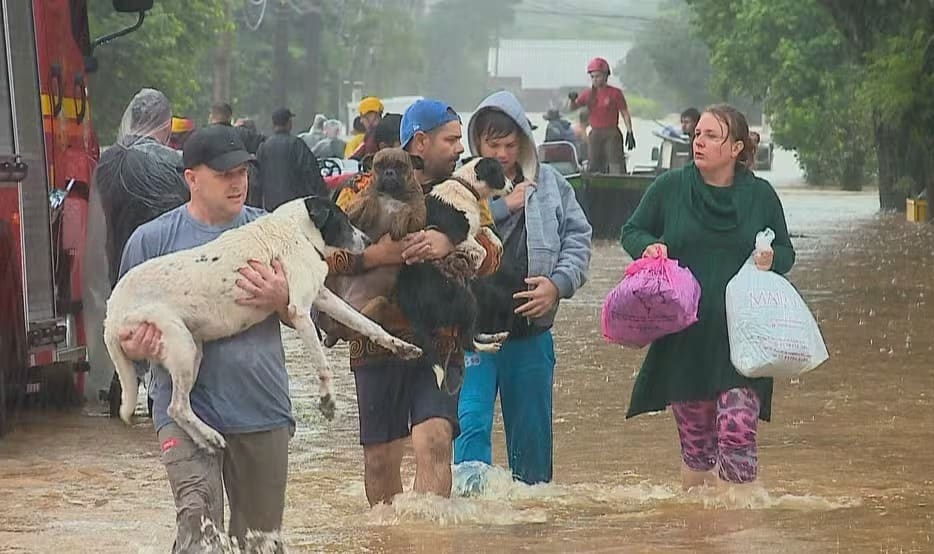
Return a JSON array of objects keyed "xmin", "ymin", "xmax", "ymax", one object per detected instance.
[{"xmin": 489, "ymin": 39, "xmax": 632, "ymax": 90}]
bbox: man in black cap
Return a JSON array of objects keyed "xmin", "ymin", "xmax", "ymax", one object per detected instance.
[
  {"xmin": 116, "ymin": 124, "xmax": 294, "ymax": 551},
  {"xmin": 254, "ymin": 107, "xmax": 327, "ymax": 211}
]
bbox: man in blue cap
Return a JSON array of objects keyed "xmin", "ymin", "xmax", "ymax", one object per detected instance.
[
  {"xmin": 324, "ymin": 99, "xmax": 502, "ymax": 506},
  {"xmin": 400, "ymin": 99, "xmax": 464, "ymax": 184}
]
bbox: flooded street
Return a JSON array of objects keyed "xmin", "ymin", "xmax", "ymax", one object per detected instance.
[{"xmin": 2, "ymin": 189, "xmax": 933, "ymax": 553}]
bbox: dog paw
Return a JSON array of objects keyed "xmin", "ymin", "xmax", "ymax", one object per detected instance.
[
  {"xmin": 473, "ymin": 341, "xmax": 503, "ymax": 353},
  {"xmin": 432, "ymin": 365, "xmax": 445, "ymax": 389},
  {"xmin": 319, "ymin": 393, "xmax": 336, "ymax": 421},
  {"xmin": 195, "ymin": 427, "xmax": 227, "ymax": 452},
  {"xmin": 388, "ymin": 338, "xmax": 422, "ymax": 360},
  {"xmin": 477, "ymin": 331, "xmax": 510, "ymax": 344},
  {"xmin": 473, "ymin": 332, "xmax": 509, "ymax": 353}
]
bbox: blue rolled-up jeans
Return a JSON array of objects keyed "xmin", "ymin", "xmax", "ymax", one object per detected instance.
[{"xmin": 453, "ymin": 330, "xmax": 555, "ymax": 484}]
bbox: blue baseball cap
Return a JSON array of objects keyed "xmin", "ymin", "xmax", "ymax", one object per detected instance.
[{"xmin": 400, "ymin": 99, "xmax": 461, "ymax": 149}]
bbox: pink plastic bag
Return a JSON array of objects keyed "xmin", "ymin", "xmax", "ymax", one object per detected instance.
[{"xmin": 601, "ymin": 256, "xmax": 701, "ymax": 347}]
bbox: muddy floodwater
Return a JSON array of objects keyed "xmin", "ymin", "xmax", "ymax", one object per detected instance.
[{"xmin": 1, "ymin": 189, "xmax": 932, "ymax": 553}]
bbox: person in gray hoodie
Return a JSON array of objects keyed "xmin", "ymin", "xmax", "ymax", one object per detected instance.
[{"xmin": 453, "ymin": 91, "xmax": 592, "ymax": 484}]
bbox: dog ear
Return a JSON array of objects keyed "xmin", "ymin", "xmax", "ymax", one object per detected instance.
[
  {"xmin": 474, "ymin": 158, "xmax": 507, "ymax": 189},
  {"xmin": 408, "ymin": 154, "xmax": 425, "ymax": 171},
  {"xmin": 361, "ymin": 153, "xmax": 376, "ymax": 173},
  {"xmin": 304, "ymin": 197, "xmax": 332, "ymax": 229}
]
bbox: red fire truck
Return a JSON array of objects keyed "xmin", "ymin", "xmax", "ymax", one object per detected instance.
[{"xmin": 0, "ymin": 0, "xmax": 153, "ymax": 434}]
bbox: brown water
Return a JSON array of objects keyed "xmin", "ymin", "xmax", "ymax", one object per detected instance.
[{"xmin": 2, "ymin": 190, "xmax": 932, "ymax": 553}]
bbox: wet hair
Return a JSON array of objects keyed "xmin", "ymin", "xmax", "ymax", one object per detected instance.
[
  {"xmin": 374, "ymin": 113, "xmax": 403, "ymax": 147},
  {"xmin": 681, "ymin": 107, "xmax": 701, "ymax": 123},
  {"xmin": 211, "ymin": 102, "xmax": 233, "ymax": 122},
  {"xmin": 702, "ymin": 103, "xmax": 755, "ymax": 169},
  {"xmin": 473, "ymin": 108, "xmax": 521, "ymax": 142}
]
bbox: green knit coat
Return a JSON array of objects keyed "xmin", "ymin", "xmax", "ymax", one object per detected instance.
[{"xmin": 620, "ymin": 163, "xmax": 795, "ymax": 420}]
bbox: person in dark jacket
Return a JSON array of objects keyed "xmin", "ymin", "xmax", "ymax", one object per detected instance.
[
  {"xmin": 235, "ymin": 117, "xmax": 267, "ymax": 154},
  {"xmin": 543, "ymin": 109, "xmax": 576, "ymax": 144},
  {"xmin": 88, "ymin": 88, "xmax": 190, "ymax": 418},
  {"xmin": 209, "ymin": 103, "xmax": 265, "ymax": 154},
  {"xmin": 254, "ymin": 108, "xmax": 327, "ymax": 211}
]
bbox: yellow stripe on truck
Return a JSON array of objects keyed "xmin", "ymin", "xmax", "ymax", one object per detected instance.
[{"xmin": 40, "ymin": 94, "xmax": 90, "ymax": 121}]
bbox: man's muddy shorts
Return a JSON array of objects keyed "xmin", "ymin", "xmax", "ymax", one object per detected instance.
[
  {"xmin": 158, "ymin": 422, "xmax": 290, "ymax": 553},
  {"xmin": 353, "ymin": 357, "xmax": 462, "ymax": 445}
]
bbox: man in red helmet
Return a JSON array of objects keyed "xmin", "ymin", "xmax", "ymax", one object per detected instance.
[{"xmin": 567, "ymin": 57, "xmax": 635, "ymax": 174}]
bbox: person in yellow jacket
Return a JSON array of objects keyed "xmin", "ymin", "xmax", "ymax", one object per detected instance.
[
  {"xmin": 346, "ymin": 96, "xmax": 384, "ymax": 159},
  {"xmin": 344, "ymin": 116, "xmax": 366, "ymax": 158},
  {"xmin": 169, "ymin": 116, "xmax": 195, "ymax": 149}
]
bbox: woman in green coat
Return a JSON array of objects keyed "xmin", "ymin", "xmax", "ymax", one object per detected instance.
[{"xmin": 620, "ymin": 104, "xmax": 795, "ymax": 489}]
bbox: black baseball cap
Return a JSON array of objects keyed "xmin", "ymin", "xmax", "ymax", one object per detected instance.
[
  {"xmin": 272, "ymin": 107, "xmax": 295, "ymax": 126},
  {"xmin": 182, "ymin": 125, "xmax": 254, "ymax": 171}
]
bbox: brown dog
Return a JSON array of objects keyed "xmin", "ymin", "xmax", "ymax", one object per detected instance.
[
  {"xmin": 345, "ymin": 148, "xmax": 426, "ymax": 240},
  {"xmin": 320, "ymin": 148, "xmax": 426, "ymax": 345}
]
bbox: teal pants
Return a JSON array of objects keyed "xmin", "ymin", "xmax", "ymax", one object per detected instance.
[{"xmin": 453, "ymin": 330, "xmax": 555, "ymax": 484}]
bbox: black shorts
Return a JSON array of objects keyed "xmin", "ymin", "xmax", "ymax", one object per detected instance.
[{"xmin": 353, "ymin": 357, "xmax": 461, "ymax": 445}]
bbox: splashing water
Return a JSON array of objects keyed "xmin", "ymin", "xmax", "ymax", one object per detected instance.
[{"xmin": 368, "ymin": 491, "xmax": 549, "ymax": 526}]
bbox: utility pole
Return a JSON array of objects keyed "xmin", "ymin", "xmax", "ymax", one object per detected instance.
[
  {"xmin": 212, "ymin": 3, "xmax": 233, "ymax": 105},
  {"xmin": 302, "ymin": 3, "xmax": 323, "ymax": 122},
  {"xmin": 337, "ymin": 0, "xmax": 366, "ymax": 127},
  {"xmin": 272, "ymin": 1, "xmax": 289, "ymax": 110}
]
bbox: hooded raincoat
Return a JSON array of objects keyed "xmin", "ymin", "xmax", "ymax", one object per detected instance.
[{"xmin": 454, "ymin": 91, "xmax": 591, "ymax": 485}]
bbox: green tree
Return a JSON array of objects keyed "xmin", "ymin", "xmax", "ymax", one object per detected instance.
[
  {"xmin": 685, "ymin": 0, "xmax": 872, "ymax": 189},
  {"xmin": 87, "ymin": 1, "xmax": 230, "ymax": 142},
  {"xmin": 320, "ymin": 0, "xmax": 425, "ymax": 113},
  {"xmin": 684, "ymin": 0, "xmax": 933, "ymax": 202},
  {"xmin": 819, "ymin": 0, "xmax": 934, "ymax": 211},
  {"xmin": 215, "ymin": 1, "xmax": 425, "ymax": 131},
  {"xmin": 620, "ymin": 0, "xmax": 716, "ymax": 114}
]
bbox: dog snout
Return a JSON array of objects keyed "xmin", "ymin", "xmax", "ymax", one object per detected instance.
[
  {"xmin": 378, "ymin": 175, "xmax": 401, "ymax": 193},
  {"xmin": 494, "ymin": 179, "xmax": 514, "ymax": 197},
  {"xmin": 382, "ymin": 168, "xmax": 397, "ymax": 180}
]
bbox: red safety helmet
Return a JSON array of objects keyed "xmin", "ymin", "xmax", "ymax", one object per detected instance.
[{"xmin": 586, "ymin": 57, "xmax": 611, "ymax": 75}]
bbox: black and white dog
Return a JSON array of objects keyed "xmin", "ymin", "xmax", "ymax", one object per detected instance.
[
  {"xmin": 395, "ymin": 157, "xmax": 512, "ymax": 389},
  {"xmin": 104, "ymin": 197, "xmax": 422, "ymax": 451}
]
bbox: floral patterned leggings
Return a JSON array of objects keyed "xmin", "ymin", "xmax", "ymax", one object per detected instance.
[{"xmin": 670, "ymin": 388, "xmax": 760, "ymax": 484}]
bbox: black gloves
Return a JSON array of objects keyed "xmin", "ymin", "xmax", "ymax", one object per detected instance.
[{"xmin": 625, "ymin": 130, "xmax": 636, "ymax": 151}]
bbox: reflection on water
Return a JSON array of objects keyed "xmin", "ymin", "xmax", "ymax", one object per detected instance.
[{"xmin": 1, "ymin": 190, "xmax": 932, "ymax": 553}]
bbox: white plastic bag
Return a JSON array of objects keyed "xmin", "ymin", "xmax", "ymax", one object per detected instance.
[{"xmin": 726, "ymin": 228, "xmax": 829, "ymax": 378}]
